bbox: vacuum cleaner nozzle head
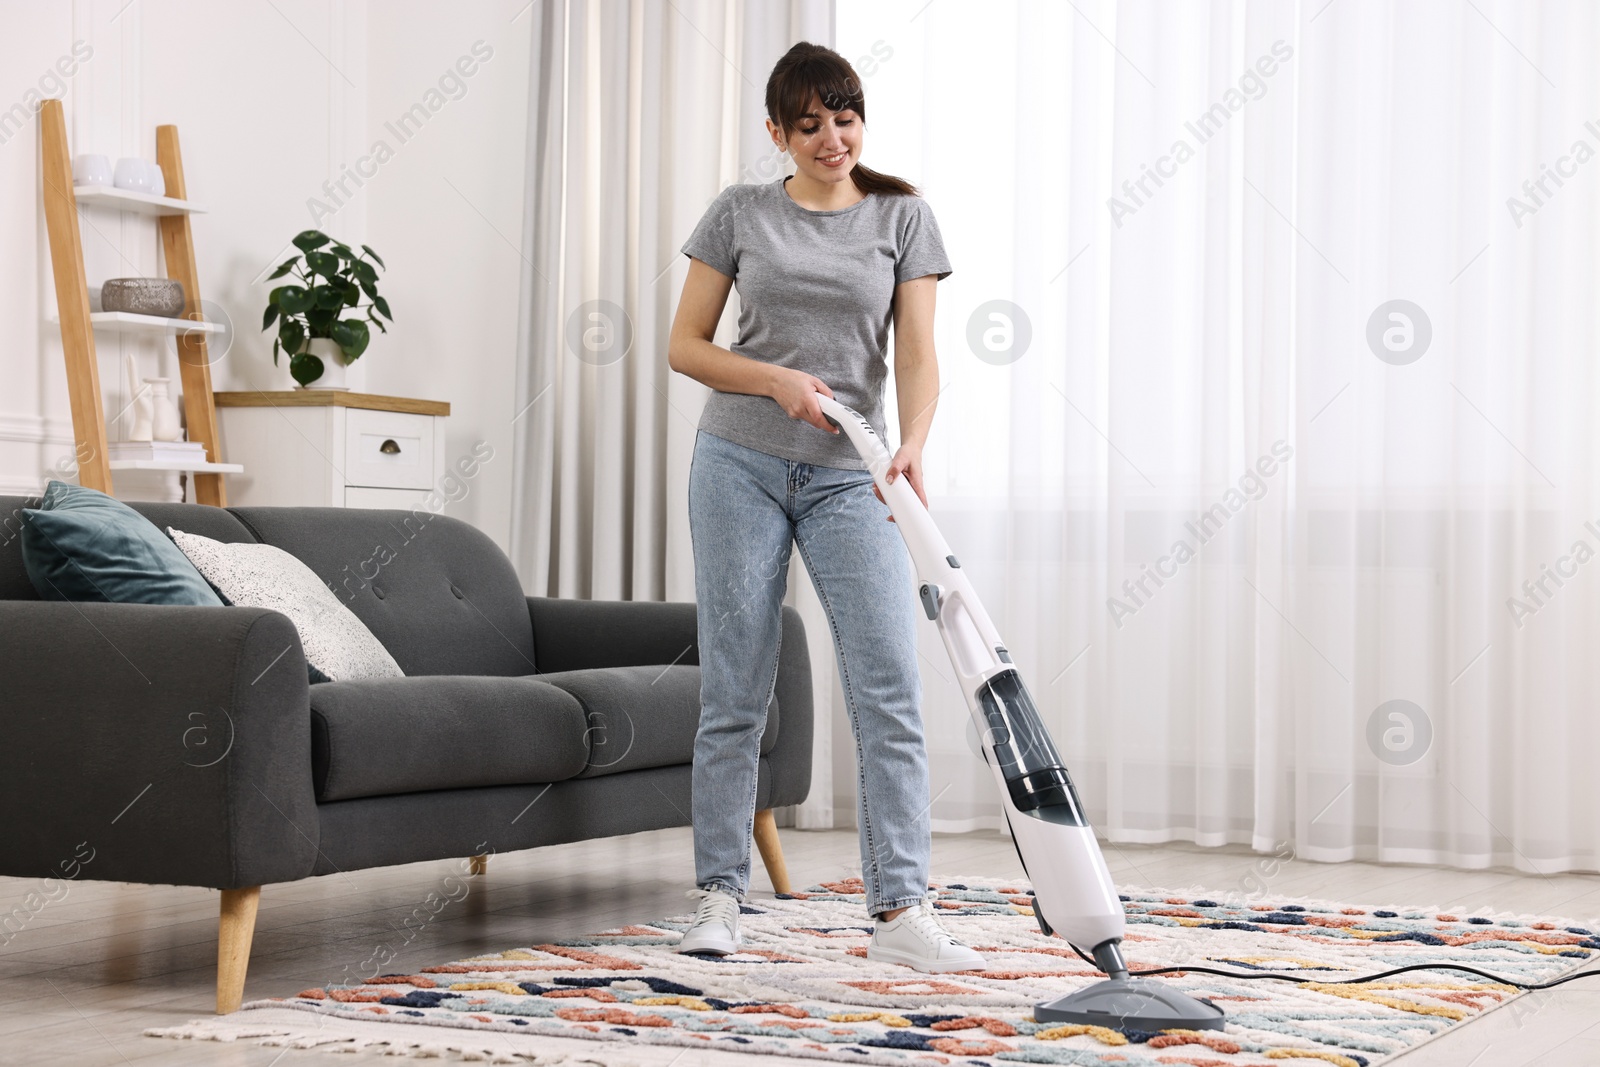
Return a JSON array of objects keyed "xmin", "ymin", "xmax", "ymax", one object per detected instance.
[
  {"xmin": 1034, "ymin": 977, "xmax": 1227, "ymax": 1032},
  {"xmin": 1032, "ymin": 938, "xmax": 1226, "ymax": 1032}
]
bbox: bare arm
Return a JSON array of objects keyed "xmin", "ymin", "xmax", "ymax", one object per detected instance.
[
  {"xmin": 667, "ymin": 258, "xmax": 837, "ymax": 435},
  {"xmin": 891, "ymin": 274, "xmax": 941, "ymax": 450},
  {"xmin": 873, "ymin": 273, "xmax": 941, "ymax": 519}
]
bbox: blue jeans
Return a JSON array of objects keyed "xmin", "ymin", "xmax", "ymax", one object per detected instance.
[{"xmin": 688, "ymin": 429, "xmax": 932, "ymax": 918}]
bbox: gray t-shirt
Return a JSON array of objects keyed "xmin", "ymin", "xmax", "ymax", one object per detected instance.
[{"xmin": 679, "ymin": 175, "xmax": 953, "ymax": 470}]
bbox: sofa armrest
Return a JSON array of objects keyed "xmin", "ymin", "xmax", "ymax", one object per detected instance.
[
  {"xmin": 527, "ymin": 597, "xmax": 813, "ymax": 808},
  {"xmin": 0, "ymin": 602, "xmax": 319, "ymax": 890}
]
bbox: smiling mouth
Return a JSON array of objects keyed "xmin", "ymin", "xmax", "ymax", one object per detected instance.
[{"xmin": 819, "ymin": 151, "xmax": 847, "ymax": 164}]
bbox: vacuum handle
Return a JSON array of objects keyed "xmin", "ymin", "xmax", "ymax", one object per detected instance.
[
  {"xmin": 813, "ymin": 392, "xmax": 1010, "ymax": 682},
  {"xmin": 813, "ymin": 394, "xmax": 952, "ymax": 565}
]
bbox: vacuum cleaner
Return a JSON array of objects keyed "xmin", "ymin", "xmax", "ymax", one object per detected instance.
[{"xmin": 816, "ymin": 393, "xmax": 1225, "ymax": 1033}]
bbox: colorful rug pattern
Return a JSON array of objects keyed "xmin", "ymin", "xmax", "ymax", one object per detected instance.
[{"xmin": 150, "ymin": 876, "xmax": 1599, "ymax": 1065}]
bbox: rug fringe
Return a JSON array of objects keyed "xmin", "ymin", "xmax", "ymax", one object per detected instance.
[{"xmin": 144, "ymin": 1021, "xmax": 644, "ymax": 1065}]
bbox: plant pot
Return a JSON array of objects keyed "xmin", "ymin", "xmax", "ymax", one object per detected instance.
[{"xmin": 293, "ymin": 337, "xmax": 352, "ymax": 391}]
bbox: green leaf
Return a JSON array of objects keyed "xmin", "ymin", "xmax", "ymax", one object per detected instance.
[
  {"xmin": 267, "ymin": 257, "xmax": 299, "ymax": 280},
  {"xmin": 289, "ymin": 352, "xmax": 324, "ymax": 386},
  {"xmin": 278, "ymin": 321, "xmax": 305, "ymax": 367},
  {"xmin": 343, "ymin": 282, "xmax": 360, "ymax": 307},
  {"xmin": 347, "ymin": 319, "xmax": 371, "ymax": 358},
  {"xmin": 331, "ymin": 242, "xmax": 354, "ymax": 259},
  {"xmin": 350, "ymin": 260, "xmax": 377, "ymax": 285},
  {"xmin": 292, "ymin": 229, "xmax": 330, "ymax": 253},
  {"xmin": 367, "ymin": 309, "xmax": 388, "ymax": 334},
  {"xmin": 358, "ymin": 279, "xmax": 378, "ymax": 303},
  {"xmin": 372, "ymin": 294, "xmax": 392, "ymax": 321},
  {"xmin": 262, "ymin": 304, "xmax": 280, "ymax": 331},
  {"xmin": 272, "ymin": 337, "xmax": 281, "ymax": 366},
  {"xmin": 305, "ymin": 308, "xmax": 337, "ymax": 332},
  {"xmin": 275, "ymin": 285, "xmax": 314, "ymax": 314},
  {"xmin": 331, "ymin": 318, "xmax": 370, "ymax": 360},
  {"xmin": 305, "ymin": 251, "xmax": 341, "ymax": 279},
  {"xmin": 310, "ymin": 284, "xmax": 344, "ymax": 310},
  {"xmin": 360, "ymin": 244, "xmax": 385, "ymax": 269}
]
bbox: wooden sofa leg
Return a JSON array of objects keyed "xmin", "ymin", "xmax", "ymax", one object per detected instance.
[
  {"xmin": 216, "ymin": 886, "xmax": 261, "ymax": 1014},
  {"xmin": 470, "ymin": 854, "xmax": 489, "ymax": 876},
  {"xmin": 753, "ymin": 808, "xmax": 791, "ymax": 894}
]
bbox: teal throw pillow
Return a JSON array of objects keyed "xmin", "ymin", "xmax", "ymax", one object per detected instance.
[{"xmin": 20, "ymin": 480, "xmax": 223, "ymax": 606}]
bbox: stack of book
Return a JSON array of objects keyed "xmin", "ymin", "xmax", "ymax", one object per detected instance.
[{"xmin": 109, "ymin": 440, "xmax": 205, "ymax": 463}]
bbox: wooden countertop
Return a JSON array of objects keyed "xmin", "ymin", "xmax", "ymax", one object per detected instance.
[{"xmin": 213, "ymin": 391, "xmax": 450, "ymax": 416}]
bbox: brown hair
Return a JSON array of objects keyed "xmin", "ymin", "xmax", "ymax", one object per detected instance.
[{"xmin": 765, "ymin": 42, "xmax": 920, "ymax": 198}]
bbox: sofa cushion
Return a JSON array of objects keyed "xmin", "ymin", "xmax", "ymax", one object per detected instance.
[
  {"xmin": 309, "ymin": 676, "xmax": 590, "ymax": 801},
  {"xmin": 230, "ymin": 506, "xmax": 535, "ymax": 677},
  {"xmin": 533, "ymin": 665, "xmax": 779, "ymax": 779},
  {"xmin": 19, "ymin": 481, "xmax": 222, "ymax": 606}
]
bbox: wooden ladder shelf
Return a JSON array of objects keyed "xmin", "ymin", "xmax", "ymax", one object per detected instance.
[{"xmin": 39, "ymin": 98, "xmax": 230, "ymax": 506}]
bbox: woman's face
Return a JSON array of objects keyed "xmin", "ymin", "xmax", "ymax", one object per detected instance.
[{"xmin": 770, "ymin": 96, "xmax": 862, "ymax": 184}]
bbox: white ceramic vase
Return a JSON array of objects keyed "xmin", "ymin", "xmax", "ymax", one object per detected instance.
[
  {"xmin": 146, "ymin": 378, "xmax": 183, "ymax": 441},
  {"xmin": 298, "ymin": 337, "xmax": 351, "ymax": 390}
]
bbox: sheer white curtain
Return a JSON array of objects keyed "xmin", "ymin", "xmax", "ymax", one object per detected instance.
[{"xmin": 833, "ymin": 0, "xmax": 1600, "ymax": 873}]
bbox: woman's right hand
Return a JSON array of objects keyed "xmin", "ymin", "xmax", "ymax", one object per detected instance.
[{"xmin": 769, "ymin": 368, "xmax": 838, "ymax": 434}]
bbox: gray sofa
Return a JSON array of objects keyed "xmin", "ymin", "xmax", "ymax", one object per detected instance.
[{"xmin": 0, "ymin": 496, "xmax": 813, "ymax": 1011}]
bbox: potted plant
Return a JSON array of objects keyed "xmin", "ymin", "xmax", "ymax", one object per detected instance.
[{"xmin": 262, "ymin": 230, "xmax": 393, "ymax": 389}]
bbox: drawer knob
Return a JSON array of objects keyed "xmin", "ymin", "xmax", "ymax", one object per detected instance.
[{"xmin": 379, "ymin": 438, "xmax": 401, "ymax": 454}]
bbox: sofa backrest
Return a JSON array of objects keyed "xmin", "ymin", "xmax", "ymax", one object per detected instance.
[
  {"xmin": 228, "ymin": 506, "xmax": 535, "ymax": 676},
  {"xmin": 0, "ymin": 495, "xmax": 537, "ymax": 678}
]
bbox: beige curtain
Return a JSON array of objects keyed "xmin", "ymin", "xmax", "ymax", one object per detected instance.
[{"xmin": 510, "ymin": 0, "xmax": 842, "ymax": 828}]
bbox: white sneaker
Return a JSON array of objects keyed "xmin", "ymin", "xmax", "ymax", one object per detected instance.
[
  {"xmin": 867, "ymin": 900, "xmax": 986, "ymax": 973},
  {"xmin": 675, "ymin": 888, "xmax": 741, "ymax": 955}
]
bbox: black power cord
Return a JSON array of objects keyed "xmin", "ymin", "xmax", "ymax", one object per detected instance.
[{"xmin": 1066, "ymin": 942, "xmax": 1600, "ymax": 991}]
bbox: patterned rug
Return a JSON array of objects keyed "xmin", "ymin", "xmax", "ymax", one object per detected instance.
[{"xmin": 147, "ymin": 875, "xmax": 1600, "ymax": 1066}]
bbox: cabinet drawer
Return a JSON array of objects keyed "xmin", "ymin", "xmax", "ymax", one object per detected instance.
[
  {"xmin": 345, "ymin": 409, "xmax": 435, "ymax": 490},
  {"xmin": 346, "ymin": 486, "xmax": 431, "ymax": 510}
]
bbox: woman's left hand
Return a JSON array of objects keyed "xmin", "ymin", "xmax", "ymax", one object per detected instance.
[{"xmin": 873, "ymin": 443, "xmax": 928, "ymax": 523}]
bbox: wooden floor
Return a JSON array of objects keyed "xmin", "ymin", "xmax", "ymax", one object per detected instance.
[{"xmin": 1, "ymin": 826, "xmax": 1598, "ymax": 1065}]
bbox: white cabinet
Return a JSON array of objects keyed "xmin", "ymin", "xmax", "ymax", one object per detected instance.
[{"xmin": 214, "ymin": 392, "xmax": 450, "ymax": 509}]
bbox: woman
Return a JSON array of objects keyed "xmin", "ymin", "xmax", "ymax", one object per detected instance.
[{"xmin": 666, "ymin": 42, "xmax": 982, "ymax": 974}]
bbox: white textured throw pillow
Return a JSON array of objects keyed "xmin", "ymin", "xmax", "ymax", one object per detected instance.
[{"xmin": 168, "ymin": 527, "xmax": 404, "ymax": 682}]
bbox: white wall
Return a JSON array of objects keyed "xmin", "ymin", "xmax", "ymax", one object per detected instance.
[
  {"xmin": 0, "ymin": 0, "xmax": 530, "ymax": 551},
  {"xmin": 1, "ymin": 2, "xmax": 82, "ymax": 494},
  {"xmin": 364, "ymin": 2, "xmax": 530, "ymax": 552}
]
